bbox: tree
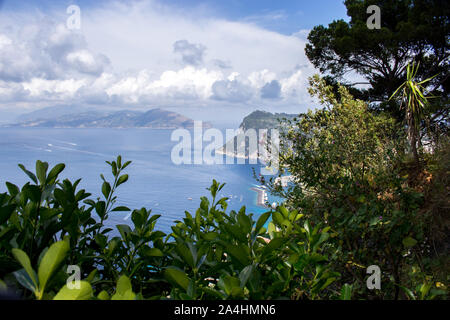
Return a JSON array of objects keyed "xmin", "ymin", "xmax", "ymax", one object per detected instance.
[
  {"xmin": 263, "ymin": 76, "xmax": 436, "ymax": 299},
  {"xmin": 389, "ymin": 62, "xmax": 437, "ymax": 165},
  {"xmin": 305, "ymin": 0, "xmax": 449, "ymax": 121}
]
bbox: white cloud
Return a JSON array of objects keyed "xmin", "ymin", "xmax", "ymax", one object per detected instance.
[
  {"xmin": 66, "ymin": 50, "xmax": 110, "ymax": 75},
  {"xmin": 211, "ymin": 78, "xmax": 254, "ymax": 102},
  {"xmin": 173, "ymin": 40, "xmax": 206, "ymax": 66},
  {"xmin": 0, "ymin": 1, "xmax": 317, "ymax": 115},
  {"xmin": 23, "ymin": 78, "xmax": 87, "ymax": 102},
  {"xmin": 248, "ymin": 69, "xmax": 277, "ymax": 89}
]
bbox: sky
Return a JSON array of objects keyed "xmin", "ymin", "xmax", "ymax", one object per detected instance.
[{"xmin": 0, "ymin": 0, "xmax": 348, "ymax": 125}]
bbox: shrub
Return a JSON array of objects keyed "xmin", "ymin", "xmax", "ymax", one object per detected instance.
[
  {"xmin": 0, "ymin": 157, "xmax": 337, "ymax": 300},
  {"xmin": 263, "ymin": 75, "xmax": 447, "ymax": 299}
]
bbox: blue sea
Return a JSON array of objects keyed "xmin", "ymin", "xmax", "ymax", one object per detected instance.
[{"xmin": 0, "ymin": 127, "xmax": 278, "ymax": 235}]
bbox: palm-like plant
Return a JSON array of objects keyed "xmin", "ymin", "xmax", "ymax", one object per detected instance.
[{"xmin": 390, "ymin": 62, "xmax": 437, "ymax": 166}]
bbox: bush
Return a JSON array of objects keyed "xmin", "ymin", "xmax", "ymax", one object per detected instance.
[
  {"xmin": 263, "ymin": 75, "xmax": 447, "ymax": 299},
  {"xmin": 0, "ymin": 157, "xmax": 338, "ymax": 300}
]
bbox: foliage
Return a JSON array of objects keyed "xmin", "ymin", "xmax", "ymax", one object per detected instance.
[
  {"xmin": 389, "ymin": 62, "xmax": 438, "ymax": 165},
  {"xmin": 305, "ymin": 0, "xmax": 449, "ymax": 120},
  {"xmin": 0, "ymin": 158, "xmax": 338, "ymax": 300},
  {"xmin": 263, "ymin": 76, "xmax": 448, "ymax": 300}
]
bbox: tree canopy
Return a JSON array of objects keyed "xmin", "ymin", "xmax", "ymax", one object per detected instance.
[{"xmin": 305, "ymin": 0, "xmax": 450, "ymax": 120}]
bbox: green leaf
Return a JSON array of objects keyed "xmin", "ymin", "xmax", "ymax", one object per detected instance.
[
  {"xmin": 0, "ymin": 279, "xmax": 6, "ymax": 291},
  {"xmin": 203, "ymin": 232, "xmax": 218, "ymax": 241},
  {"xmin": 85, "ymin": 269, "xmax": 98, "ymax": 283},
  {"xmin": 164, "ymin": 267, "xmax": 189, "ymax": 291},
  {"xmin": 237, "ymin": 211, "xmax": 252, "ymax": 233},
  {"xmin": 267, "ymin": 221, "xmax": 276, "ymax": 238},
  {"xmin": 219, "ymin": 276, "xmax": 242, "ymax": 297},
  {"xmin": 111, "ymin": 276, "xmax": 136, "ymax": 301},
  {"xmin": 239, "ymin": 265, "xmax": 253, "ymax": 288},
  {"xmin": 0, "ymin": 204, "xmax": 16, "ymax": 225},
  {"xmin": 255, "ymin": 212, "xmax": 270, "ymax": 233},
  {"xmin": 97, "ymin": 290, "xmax": 110, "ymax": 300},
  {"xmin": 111, "ymin": 290, "xmax": 136, "ymax": 300},
  {"xmin": 36, "ymin": 160, "xmax": 49, "ymax": 186},
  {"xmin": 175, "ymin": 243, "xmax": 195, "ymax": 268},
  {"xmin": 402, "ymin": 237, "xmax": 417, "ymax": 248},
  {"xmin": 116, "ymin": 224, "xmax": 132, "ymax": 241},
  {"xmin": 272, "ymin": 211, "xmax": 285, "ymax": 226},
  {"xmin": 102, "ymin": 182, "xmax": 111, "ymax": 199},
  {"xmin": 122, "ymin": 161, "xmax": 132, "ymax": 170},
  {"xmin": 143, "ymin": 247, "xmax": 164, "ymax": 257},
  {"xmin": 303, "ymin": 221, "xmax": 311, "ymax": 235},
  {"xmin": 5, "ymin": 182, "xmax": 20, "ymax": 197},
  {"xmin": 279, "ymin": 206, "xmax": 289, "ymax": 218},
  {"xmin": 23, "ymin": 184, "xmax": 42, "ymax": 202},
  {"xmin": 117, "ymin": 174, "xmax": 129, "ymax": 187},
  {"xmin": 111, "ymin": 206, "xmax": 131, "ymax": 212},
  {"xmin": 95, "ymin": 201, "xmax": 106, "ymax": 218},
  {"xmin": 115, "ymin": 275, "xmax": 132, "ymax": 295},
  {"xmin": 53, "ymin": 281, "xmax": 93, "ymax": 300},
  {"xmin": 37, "ymin": 240, "xmax": 70, "ymax": 294},
  {"xmin": 340, "ymin": 284, "xmax": 352, "ymax": 300},
  {"xmin": 262, "ymin": 237, "xmax": 285, "ymax": 257},
  {"xmin": 419, "ymin": 283, "xmax": 432, "ymax": 300},
  {"xmin": 18, "ymin": 164, "xmax": 38, "ymax": 184},
  {"xmin": 399, "ymin": 285, "xmax": 416, "ymax": 300},
  {"xmin": 13, "ymin": 268, "xmax": 38, "ymax": 293},
  {"xmin": 11, "ymin": 249, "xmax": 38, "ymax": 289},
  {"xmin": 46, "ymin": 164, "xmax": 65, "ymax": 184},
  {"xmin": 225, "ymin": 244, "xmax": 250, "ymax": 266}
]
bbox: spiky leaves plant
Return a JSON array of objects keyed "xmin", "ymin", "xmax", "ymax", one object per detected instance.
[{"xmin": 389, "ymin": 62, "xmax": 437, "ymax": 166}]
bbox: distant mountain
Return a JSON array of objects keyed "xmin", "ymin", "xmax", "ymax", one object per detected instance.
[
  {"xmin": 7, "ymin": 108, "xmax": 211, "ymax": 129},
  {"xmin": 16, "ymin": 105, "xmax": 109, "ymax": 123},
  {"xmin": 216, "ymin": 110, "xmax": 297, "ymax": 159},
  {"xmin": 239, "ymin": 110, "xmax": 297, "ymax": 131}
]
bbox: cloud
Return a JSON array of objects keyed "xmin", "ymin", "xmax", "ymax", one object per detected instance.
[
  {"xmin": 261, "ymin": 80, "xmax": 281, "ymax": 99},
  {"xmin": 0, "ymin": 1, "xmax": 317, "ymax": 115},
  {"xmin": 66, "ymin": 50, "xmax": 110, "ymax": 75},
  {"xmin": 173, "ymin": 40, "xmax": 206, "ymax": 66},
  {"xmin": 0, "ymin": 80, "xmax": 30, "ymax": 102},
  {"xmin": 211, "ymin": 78, "xmax": 253, "ymax": 103},
  {"xmin": 0, "ymin": 22, "xmax": 109, "ymax": 83},
  {"xmin": 212, "ymin": 59, "xmax": 232, "ymax": 69}
]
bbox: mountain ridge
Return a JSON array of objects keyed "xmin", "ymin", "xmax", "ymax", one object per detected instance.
[
  {"xmin": 5, "ymin": 107, "xmax": 212, "ymax": 129},
  {"xmin": 216, "ymin": 109, "xmax": 298, "ymax": 160}
]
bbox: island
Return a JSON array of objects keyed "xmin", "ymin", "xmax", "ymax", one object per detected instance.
[{"xmin": 5, "ymin": 107, "xmax": 212, "ymax": 129}]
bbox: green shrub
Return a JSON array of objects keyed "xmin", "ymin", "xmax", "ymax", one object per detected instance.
[
  {"xmin": 0, "ymin": 157, "xmax": 337, "ymax": 300},
  {"xmin": 263, "ymin": 75, "xmax": 447, "ymax": 299}
]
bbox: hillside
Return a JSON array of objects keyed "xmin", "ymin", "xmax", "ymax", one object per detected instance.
[
  {"xmin": 217, "ymin": 110, "xmax": 297, "ymax": 159},
  {"xmin": 8, "ymin": 108, "xmax": 211, "ymax": 129},
  {"xmin": 239, "ymin": 110, "xmax": 297, "ymax": 131}
]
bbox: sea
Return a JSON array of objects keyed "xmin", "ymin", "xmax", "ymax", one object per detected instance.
[{"xmin": 0, "ymin": 127, "xmax": 279, "ymax": 235}]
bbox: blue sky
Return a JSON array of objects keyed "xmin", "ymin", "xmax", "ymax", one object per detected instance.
[
  {"xmin": 0, "ymin": 0, "xmax": 348, "ymax": 34},
  {"xmin": 159, "ymin": 0, "xmax": 348, "ymax": 33},
  {"xmin": 0, "ymin": 0, "xmax": 350, "ymax": 124}
]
